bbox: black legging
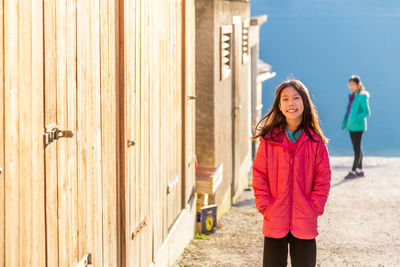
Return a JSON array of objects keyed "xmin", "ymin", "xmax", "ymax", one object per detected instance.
[
  {"xmin": 263, "ymin": 231, "xmax": 316, "ymax": 267},
  {"xmin": 350, "ymin": 131, "xmax": 363, "ymax": 171}
]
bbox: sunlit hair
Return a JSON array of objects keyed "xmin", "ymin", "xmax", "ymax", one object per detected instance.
[
  {"xmin": 251, "ymin": 79, "xmax": 328, "ymax": 143},
  {"xmin": 349, "ymin": 74, "xmax": 365, "ymax": 91}
]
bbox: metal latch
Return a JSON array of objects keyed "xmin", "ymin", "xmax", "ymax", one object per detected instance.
[
  {"xmin": 44, "ymin": 123, "xmax": 74, "ymax": 146},
  {"xmin": 132, "ymin": 217, "xmax": 147, "ymax": 240},
  {"xmin": 127, "ymin": 139, "xmax": 136, "ymax": 147},
  {"xmin": 167, "ymin": 175, "xmax": 181, "ymax": 194},
  {"xmin": 75, "ymin": 253, "xmax": 92, "ymax": 267}
]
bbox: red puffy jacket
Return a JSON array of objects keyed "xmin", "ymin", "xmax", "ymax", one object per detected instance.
[{"xmin": 252, "ymin": 127, "xmax": 331, "ymax": 239}]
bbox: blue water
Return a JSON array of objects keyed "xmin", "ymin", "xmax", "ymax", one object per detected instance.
[{"xmin": 251, "ymin": 0, "xmax": 400, "ymax": 156}]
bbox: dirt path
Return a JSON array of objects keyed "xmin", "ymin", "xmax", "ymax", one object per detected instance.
[{"xmin": 175, "ymin": 157, "xmax": 400, "ymax": 267}]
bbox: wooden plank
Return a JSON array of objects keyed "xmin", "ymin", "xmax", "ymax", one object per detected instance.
[
  {"xmin": 161, "ymin": 0, "xmax": 168, "ymax": 242},
  {"xmin": 116, "ymin": 0, "xmax": 125, "ymax": 265},
  {"xmin": 148, "ymin": 0, "xmax": 153, "ymax": 261},
  {"xmin": 169, "ymin": 0, "xmax": 173, "ymax": 225},
  {"xmin": 143, "ymin": 0, "xmax": 151, "ymax": 264},
  {"xmin": 140, "ymin": 0, "xmax": 147, "ymax": 265},
  {"xmin": 122, "ymin": 0, "xmax": 132, "ymax": 265},
  {"xmin": 88, "ymin": 0, "xmax": 103, "ymax": 265},
  {"xmin": 66, "ymin": 0, "xmax": 78, "ymax": 264},
  {"xmin": 4, "ymin": 0, "xmax": 19, "ymax": 265},
  {"xmin": 31, "ymin": 0, "xmax": 46, "ymax": 265},
  {"xmin": 76, "ymin": 0, "xmax": 88, "ymax": 261},
  {"xmin": 55, "ymin": 0, "xmax": 73, "ymax": 265},
  {"xmin": 149, "ymin": 0, "xmax": 161, "ymax": 260},
  {"xmin": 177, "ymin": 0, "xmax": 183, "ymax": 223},
  {"xmin": 18, "ymin": 0, "xmax": 33, "ymax": 265},
  {"xmin": 86, "ymin": 0, "xmax": 95, "ymax": 261},
  {"xmin": 152, "ymin": 0, "xmax": 161, "ymax": 258},
  {"xmin": 100, "ymin": 0, "xmax": 118, "ymax": 265},
  {"xmin": 134, "ymin": 0, "xmax": 141, "ymax": 265},
  {"xmin": 158, "ymin": 0, "xmax": 164, "ymax": 251},
  {"xmin": 124, "ymin": 0, "xmax": 136, "ymax": 265},
  {"xmin": 176, "ymin": 0, "xmax": 181, "ymax": 223},
  {"xmin": 44, "ymin": 0, "xmax": 59, "ymax": 265},
  {"xmin": 170, "ymin": 0, "xmax": 175, "ymax": 228},
  {"xmin": 0, "ymin": 0, "xmax": 4, "ymax": 266},
  {"xmin": 166, "ymin": 0, "xmax": 172, "ymax": 230},
  {"xmin": 173, "ymin": 0, "xmax": 177, "ymax": 225}
]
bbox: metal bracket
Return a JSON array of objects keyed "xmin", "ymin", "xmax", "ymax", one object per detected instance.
[
  {"xmin": 187, "ymin": 154, "xmax": 197, "ymax": 168},
  {"xmin": 44, "ymin": 123, "xmax": 74, "ymax": 146},
  {"xmin": 127, "ymin": 139, "xmax": 136, "ymax": 147},
  {"xmin": 167, "ymin": 175, "xmax": 181, "ymax": 194},
  {"xmin": 132, "ymin": 217, "xmax": 147, "ymax": 240},
  {"xmin": 75, "ymin": 253, "xmax": 92, "ymax": 267}
]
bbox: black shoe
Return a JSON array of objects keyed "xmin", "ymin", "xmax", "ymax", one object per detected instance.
[
  {"xmin": 344, "ymin": 172, "xmax": 357, "ymax": 179},
  {"xmin": 356, "ymin": 170, "xmax": 364, "ymax": 177}
]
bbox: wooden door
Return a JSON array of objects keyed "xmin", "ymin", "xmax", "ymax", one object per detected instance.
[
  {"xmin": 183, "ymin": 0, "xmax": 197, "ymax": 206},
  {"xmin": 123, "ymin": 0, "xmax": 152, "ymax": 266},
  {"xmin": 1, "ymin": 1, "xmax": 118, "ymax": 266},
  {"xmin": 231, "ymin": 16, "xmax": 242, "ymax": 198},
  {"xmin": 43, "ymin": 0, "xmax": 118, "ymax": 266},
  {"xmin": 123, "ymin": 1, "xmax": 186, "ymax": 265}
]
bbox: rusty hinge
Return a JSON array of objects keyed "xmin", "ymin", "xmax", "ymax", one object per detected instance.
[
  {"xmin": 43, "ymin": 123, "xmax": 74, "ymax": 147},
  {"xmin": 75, "ymin": 253, "xmax": 92, "ymax": 267},
  {"xmin": 132, "ymin": 217, "xmax": 147, "ymax": 240}
]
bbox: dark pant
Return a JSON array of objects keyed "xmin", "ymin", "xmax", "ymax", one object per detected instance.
[
  {"xmin": 349, "ymin": 131, "xmax": 363, "ymax": 171},
  {"xmin": 263, "ymin": 232, "xmax": 316, "ymax": 267}
]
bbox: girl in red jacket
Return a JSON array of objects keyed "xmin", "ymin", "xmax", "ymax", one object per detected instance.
[{"xmin": 252, "ymin": 79, "xmax": 331, "ymax": 267}]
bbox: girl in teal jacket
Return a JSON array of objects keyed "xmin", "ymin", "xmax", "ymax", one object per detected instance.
[{"xmin": 341, "ymin": 75, "xmax": 371, "ymax": 179}]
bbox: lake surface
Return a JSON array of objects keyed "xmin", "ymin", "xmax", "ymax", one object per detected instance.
[{"xmin": 251, "ymin": 0, "xmax": 400, "ymax": 156}]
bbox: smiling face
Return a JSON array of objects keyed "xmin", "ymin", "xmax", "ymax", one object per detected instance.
[{"xmin": 279, "ymin": 86, "xmax": 304, "ymax": 129}]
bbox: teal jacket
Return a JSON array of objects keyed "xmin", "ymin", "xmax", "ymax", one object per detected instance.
[{"xmin": 341, "ymin": 90, "xmax": 371, "ymax": 132}]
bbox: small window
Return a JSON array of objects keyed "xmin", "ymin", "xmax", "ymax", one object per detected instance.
[
  {"xmin": 242, "ymin": 19, "xmax": 250, "ymax": 64},
  {"xmin": 220, "ymin": 25, "xmax": 233, "ymax": 80}
]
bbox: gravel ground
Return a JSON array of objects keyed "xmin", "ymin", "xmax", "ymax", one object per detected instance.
[{"xmin": 174, "ymin": 156, "xmax": 400, "ymax": 267}]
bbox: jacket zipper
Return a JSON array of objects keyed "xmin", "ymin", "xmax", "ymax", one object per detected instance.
[
  {"xmin": 281, "ymin": 131, "xmax": 306, "ymax": 233},
  {"xmin": 289, "ymin": 155, "xmax": 294, "ymax": 232}
]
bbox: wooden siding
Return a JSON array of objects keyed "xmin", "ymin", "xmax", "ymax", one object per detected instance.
[{"xmin": 0, "ymin": 0, "xmax": 195, "ymax": 266}]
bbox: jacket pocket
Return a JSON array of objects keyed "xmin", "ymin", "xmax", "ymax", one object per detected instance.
[
  {"xmin": 263, "ymin": 198, "xmax": 277, "ymax": 219},
  {"xmin": 308, "ymin": 199, "xmax": 318, "ymax": 217}
]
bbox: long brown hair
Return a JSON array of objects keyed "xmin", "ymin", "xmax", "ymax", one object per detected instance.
[{"xmin": 251, "ymin": 79, "xmax": 328, "ymax": 143}]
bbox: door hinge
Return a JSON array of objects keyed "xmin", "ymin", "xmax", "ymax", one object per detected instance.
[
  {"xmin": 44, "ymin": 123, "xmax": 74, "ymax": 147},
  {"xmin": 132, "ymin": 217, "xmax": 147, "ymax": 240},
  {"xmin": 75, "ymin": 253, "xmax": 92, "ymax": 267}
]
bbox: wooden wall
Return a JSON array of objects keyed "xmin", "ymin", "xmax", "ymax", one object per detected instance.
[{"xmin": 0, "ymin": 0, "xmax": 195, "ymax": 266}]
